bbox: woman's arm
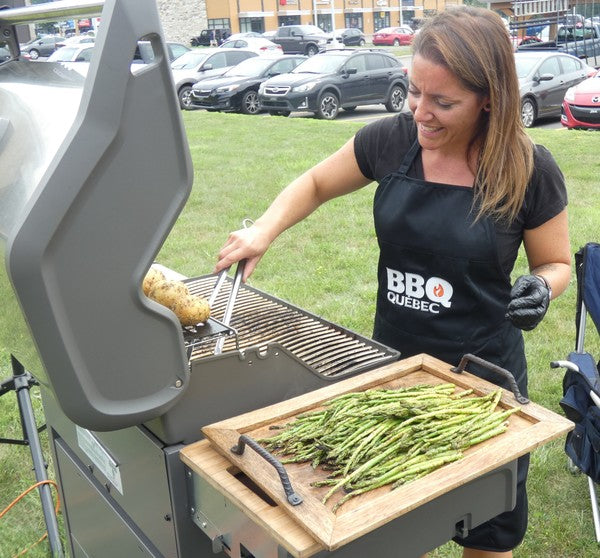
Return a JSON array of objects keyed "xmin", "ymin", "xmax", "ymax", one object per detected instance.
[
  {"xmin": 522, "ymin": 208, "xmax": 571, "ymax": 300},
  {"xmin": 215, "ymin": 137, "xmax": 372, "ymax": 281}
]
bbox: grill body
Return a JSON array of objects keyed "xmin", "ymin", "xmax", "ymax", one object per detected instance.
[
  {"xmin": 146, "ymin": 276, "xmax": 399, "ymax": 445},
  {"xmin": 142, "ymin": 275, "xmax": 397, "ymax": 444}
]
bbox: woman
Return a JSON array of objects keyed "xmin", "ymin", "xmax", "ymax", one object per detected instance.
[{"xmin": 215, "ymin": 7, "xmax": 571, "ymax": 557}]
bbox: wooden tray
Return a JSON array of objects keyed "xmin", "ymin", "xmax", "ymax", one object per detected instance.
[{"xmin": 182, "ymin": 354, "xmax": 573, "ymax": 552}]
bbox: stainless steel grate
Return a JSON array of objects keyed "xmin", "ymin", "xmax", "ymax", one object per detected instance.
[{"xmin": 184, "ymin": 275, "xmax": 399, "ymax": 378}]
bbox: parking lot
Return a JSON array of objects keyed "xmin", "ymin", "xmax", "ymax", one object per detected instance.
[{"xmin": 288, "ymin": 53, "xmax": 565, "ymax": 129}]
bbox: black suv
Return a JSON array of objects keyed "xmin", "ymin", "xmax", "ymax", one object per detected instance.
[
  {"xmin": 258, "ymin": 49, "xmax": 408, "ymax": 119},
  {"xmin": 190, "ymin": 55, "xmax": 306, "ymax": 114},
  {"xmin": 271, "ymin": 25, "xmax": 329, "ymax": 56},
  {"xmin": 190, "ymin": 29, "xmax": 231, "ymax": 47}
]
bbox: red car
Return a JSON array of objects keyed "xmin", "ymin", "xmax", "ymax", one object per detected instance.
[
  {"xmin": 372, "ymin": 26, "xmax": 414, "ymax": 47},
  {"xmin": 562, "ymin": 69, "xmax": 600, "ymax": 129}
]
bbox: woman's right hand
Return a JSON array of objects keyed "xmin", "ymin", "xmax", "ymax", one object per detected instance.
[{"xmin": 214, "ymin": 224, "xmax": 272, "ymax": 282}]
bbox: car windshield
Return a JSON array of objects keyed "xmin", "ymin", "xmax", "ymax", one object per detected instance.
[
  {"xmin": 224, "ymin": 57, "xmax": 274, "ymax": 77},
  {"xmin": 296, "ymin": 25, "xmax": 326, "ymax": 35},
  {"xmin": 292, "ymin": 54, "xmax": 347, "ymax": 74},
  {"xmin": 49, "ymin": 47, "xmax": 80, "ymax": 62},
  {"xmin": 515, "ymin": 56, "xmax": 542, "ymax": 78},
  {"xmin": 377, "ymin": 28, "xmax": 394, "ymax": 34},
  {"xmin": 171, "ymin": 51, "xmax": 209, "ymax": 70}
]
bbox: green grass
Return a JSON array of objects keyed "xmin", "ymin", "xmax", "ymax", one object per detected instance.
[{"xmin": 0, "ymin": 112, "xmax": 599, "ymax": 556}]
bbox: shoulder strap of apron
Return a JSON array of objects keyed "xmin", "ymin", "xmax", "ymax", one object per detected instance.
[{"xmin": 397, "ymin": 139, "xmax": 421, "ymax": 176}]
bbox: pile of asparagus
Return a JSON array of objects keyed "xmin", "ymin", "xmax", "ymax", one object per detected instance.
[{"xmin": 259, "ymin": 383, "xmax": 519, "ymax": 512}]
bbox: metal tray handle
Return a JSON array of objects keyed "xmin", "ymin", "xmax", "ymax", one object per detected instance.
[
  {"xmin": 231, "ymin": 434, "xmax": 303, "ymax": 506},
  {"xmin": 451, "ymin": 353, "xmax": 530, "ymax": 404}
]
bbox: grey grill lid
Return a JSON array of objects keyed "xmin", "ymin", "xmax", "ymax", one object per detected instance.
[{"xmin": 0, "ymin": 0, "xmax": 192, "ymax": 430}]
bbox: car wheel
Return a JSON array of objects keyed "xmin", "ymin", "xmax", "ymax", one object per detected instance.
[
  {"xmin": 269, "ymin": 110, "xmax": 291, "ymax": 117},
  {"xmin": 393, "ymin": 39, "xmax": 400, "ymax": 47},
  {"xmin": 29, "ymin": 49, "xmax": 40, "ymax": 60},
  {"xmin": 359, "ymin": 39, "xmax": 365, "ymax": 46},
  {"xmin": 385, "ymin": 84, "xmax": 406, "ymax": 112},
  {"xmin": 178, "ymin": 86, "xmax": 193, "ymax": 110},
  {"xmin": 306, "ymin": 45, "xmax": 319, "ymax": 57},
  {"xmin": 317, "ymin": 91, "xmax": 340, "ymax": 120},
  {"xmin": 521, "ymin": 98, "xmax": 537, "ymax": 128},
  {"xmin": 240, "ymin": 90, "xmax": 260, "ymax": 115},
  {"xmin": 343, "ymin": 106, "xmax": 357, "ymax": 112}
]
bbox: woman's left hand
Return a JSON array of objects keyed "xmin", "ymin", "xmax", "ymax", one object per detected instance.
[{"xmin": 506, "ymin": 274, "xmax": 550, "ymax": 330}]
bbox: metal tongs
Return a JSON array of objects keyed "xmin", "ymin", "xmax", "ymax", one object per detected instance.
[{"xmin": 209, "ymin": 219, "xmax": 253, "ymax": 355}]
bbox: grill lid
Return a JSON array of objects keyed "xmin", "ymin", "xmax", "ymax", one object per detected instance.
[{"xmin": 0, "ymin": 0, "xmax": 193, "ymax": 431}]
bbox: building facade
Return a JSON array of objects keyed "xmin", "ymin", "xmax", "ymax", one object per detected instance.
[
  {"xmin": 204, "ymin": 0, "xmax": 459, "ymax": 36},
  {"xmin": 157, "ymin": 0, "xmax": 207, "ymax": 44}
]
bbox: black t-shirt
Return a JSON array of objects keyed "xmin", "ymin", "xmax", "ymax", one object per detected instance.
[{"xmin": 354, "ymin": 112, "xmax": 568, "ymax": 277}]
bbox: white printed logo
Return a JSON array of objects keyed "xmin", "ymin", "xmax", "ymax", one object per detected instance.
[{"xmin": 386, "ymin": 268, "xmax": 453, "ymax": 314}]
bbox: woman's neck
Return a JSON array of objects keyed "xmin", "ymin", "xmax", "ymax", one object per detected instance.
[{"xmin": 420, "ymin": 146, "xmax": 480, "ymax": 187}]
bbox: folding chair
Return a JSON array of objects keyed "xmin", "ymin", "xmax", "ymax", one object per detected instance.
[{"xmin": 552, "ymin": 242, "xmax": 600, "ymax": 542}]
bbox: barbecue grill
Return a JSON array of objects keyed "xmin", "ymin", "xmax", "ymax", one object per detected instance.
[{"xmin": 0, "ymin": 2, "xmax": 573, "ymax": 557}]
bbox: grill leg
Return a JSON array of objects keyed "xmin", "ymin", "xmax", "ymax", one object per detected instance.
[{"xmin": 8, "ymin": 356, "xmax": 64, "ymax": 557}]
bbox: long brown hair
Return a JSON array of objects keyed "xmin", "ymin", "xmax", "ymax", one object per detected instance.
[{"xmin": 412, "ymin": 6, "xmax": 534, "ymax": 221}]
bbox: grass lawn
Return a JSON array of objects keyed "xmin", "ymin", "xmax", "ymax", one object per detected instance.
[{"xmin": 0, "ymin": 111, "xmax": 598, "ymax": 557}]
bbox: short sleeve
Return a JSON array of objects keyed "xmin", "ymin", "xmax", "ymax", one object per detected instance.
[
  {"xmin": 522, "ymin": 145, "xmax": 568, "ymax": 230},
  {"xmin": 354, "ymin": 113, "xmax": 416, "ymax": 182}
]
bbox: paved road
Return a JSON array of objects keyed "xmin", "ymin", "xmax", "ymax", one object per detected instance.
[
  {"xmin": 290, "ymin": 100, "xmax": 564, "ymax": 130},
  {"xmin": 296, "ymin": 105, "xmax": 564, "ymax": 130}
]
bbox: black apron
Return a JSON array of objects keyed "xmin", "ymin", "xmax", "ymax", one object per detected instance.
[
  {"xmin": 372, "ymin": 140, "xmax": 530, "ymax": 550},
  {"xmin": 372, "ymin": 140, "xmax": 527, "ymax": 396}
]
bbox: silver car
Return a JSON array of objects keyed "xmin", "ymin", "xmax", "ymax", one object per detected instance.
[{"xmin": 516, "ymin": 51, "xmax": 590, "ymax": 127}]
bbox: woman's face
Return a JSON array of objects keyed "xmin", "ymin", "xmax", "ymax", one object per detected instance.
[{"xmin": 408, "ymin": 54, "xmax": 489, "ymax": 156}]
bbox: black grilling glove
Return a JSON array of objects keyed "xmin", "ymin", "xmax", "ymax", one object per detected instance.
[{"xmin": 505, "ymin": 275, "xmax": 551, "ymax": 331}]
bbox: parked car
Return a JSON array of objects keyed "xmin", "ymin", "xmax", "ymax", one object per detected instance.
[
  {"xmin": 258, "ymin": 49, "xmax": 408, "ymax": 120},
  {"xmin": 20, "ymin": 35, "xmax": 61, "ymax": 60},
  {"xmin": 512, "ymin": 35, "xmax": 543, "ymax": 49},
  {"xmin": 47, "ymin": 43, "xmax": 94, "ymax": 62},
  {"xmin": 166, "ymin": 42, "xmax": 191, "ymax": 62},
  {"xmin": 55, "ymin": 32, "xmax": 95, "ymax": 49},
  {"xmin": 515, "ymin": 51, "xmax": 591, "ymax": 127},
  {"xmin": 219, "ymin": 37, "xmax": 283, "ymax": 56},
  {"xmin": 270, "ymin": 25, "xmax": 330, "ymax": 56},
  {"xmin": 516, "ymin": 23, "xmax": 600, "ymax": 59},
  {"xmin": 227, "ymin": 32, "xmax": 263, "ymax": 41},
  {"xmin": 190, "ymin": 55, "xmax": 305, "ymax": 114},
  {"xmin": 331, "ymin": 28, "xmax": 366, "ymax": 47},
  {"xmin": 562, "ymin": 69, "xmax": 600, "ymax": 129},
  {"xmin": 190, "ymin": 29, "xmax": 231, "ymax": 47},
  {"xmin": 134, "ymin": 41, "xmax": 191, "ymax": 64},
  {"xmin": 372, "ymin": 27, "xmax": 414, "ymax": 47},
  {"xmin": 170, "ymin": 48, "xmax": 258, "ymax": 109}
]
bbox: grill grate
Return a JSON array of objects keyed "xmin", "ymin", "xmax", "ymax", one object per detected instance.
[{"xmin": 184, "ymin": 275, "xmax": 398, "ymax": 378}]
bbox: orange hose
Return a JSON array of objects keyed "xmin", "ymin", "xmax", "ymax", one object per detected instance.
[{"xmin": 0, "ymin": 479, "xmax": 61, "ymax": 557}]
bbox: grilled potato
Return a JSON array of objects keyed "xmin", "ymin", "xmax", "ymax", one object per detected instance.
[
  {"xmin": 172, "ymin": 294, "xmax": 211, "ymax": 326},
  {"xmin": 148, "ymin": 279, "xmax": 189, "ymax": 309},
  {"xmin": 142, "ymin": 267, "xmax": 166, "ymax": 296}
]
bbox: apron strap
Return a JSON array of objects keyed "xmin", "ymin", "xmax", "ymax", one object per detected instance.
[{"xmin": 397, "ymin": 140, "xmax": 421, "ymax": 176}]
